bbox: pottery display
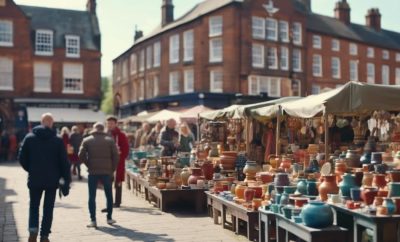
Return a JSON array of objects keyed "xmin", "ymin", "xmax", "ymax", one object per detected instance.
[
  {"xmin": 345, "ymin": 150, "xmax": 361, "ymax": 168},
  {"xmin": 180, "ymin": 167, "xmax": 191, "ymax": 186},
  {"xmin": 307, "ymin": 180, "xmax": 319, "ymax": 196},
  {"xmin": 383, "ymin": 198, "xmax": 396, "ymax": 215},
  {"xmin": 301, "ymin": 201, "xmax": 334, "ymax": 228},
  {"xmin": 293, "ymin": 197, "xmax": 308, "ymax": 207},
  {"xmin": 235, "ymin": 183, "xmax": 246, "ymax": 199},
  {"xmin": 388, "ymin": 182, "xmax": 400, "ymax": 197},
  {"xmin": 372, "ymin": 174, "xmax": 387, "ymax": 189},
  {"xmin": 243, "ymin": 160, "xmax": 259, "ymax": 182},
  {"xmin": 296, "ymin": 179, "xmax": 308, "ymax": 195},
  {"xmin": 188, "ymin": 168, "xmax": 202, "ymax": 186},
  {"xmin": 319, "ymin": 175, "xmax": 339, "ymax": 201},
  {"xmin": 362, "ymin": 172, "xmax": 373, "ymax": 187},
  {"xmin": 244, "ymin": 187, "xmax": 255, "ymax": 202},
  {"xmin": 353, "ymin": 170, "xmax": 364, "ymax": 187},
  {"xmin": 364, "ymin": 137, "xmax": 377, "ymax": 153},
  {"xmin": 166, "ymin": 182, "xmax": 178, "ymax": 190},
  {"xmin": 256, "ymin": 172, "xmax": 274, "ymax": 184},
  {"xmin": 201, "ymin": 160, "xmax": 214, "ymax": 180},
  {"xmin": 274, "ymin": 173, "xmax": 290, "ymax": 187},
  {"xmin": 339, "ymin": 173, "xmax": 357, "ymax": 198},
  {"xmin": 335, "ymin": 161, "xmax": 347, "ymax": 175}
]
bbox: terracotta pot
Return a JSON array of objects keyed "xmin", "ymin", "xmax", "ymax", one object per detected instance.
[
  {"xmin": 362, "ymin": 172, "xmax": 373, "ymax": 187},
  {"xmin": 173, "ymin": 168, "xmax": 183, "ymax": 187},
  {"xmin": 188, "ymin": 168, "xmax": 202, "ymax": 186},
  {"xmin": 180, "ymin": 167, "xmax": 191, "ymax": 186},
  {"xmin": 335, "ymin": 161, "xmax": 347, "ymax": 175},
  {"xmin": 219, "ymin": 155, "xmax": 236, "ymax": 170},
  {"xmin": 202, "ymin": 160, "xmax": 214, "ymax": 180},
  {"xmin": 372, "ymin": 174, "xmax": 387, "ymax": 189},
  {"xmin": 361, "ymin": 187, "xmax": 378, "ymax": 206},
  {"xmin": 377, "ymin": 189, "xmax": 389, "ymax": 197},
  {"xmin": 244, "ymin": 187, "xmax": 255, "ymax": 202},
  {"xmin": 293, "ymin": 197, "xmax": 309, "ymax": 208},
  {"xmin": 280, "ymin": 156, "xmax": 292, "ymax": 170},
  {"xmin": 250, "ymin": 186, "xmax": 263, "ymax": 199},
  {"xmin": 373, "ymin": 196, "xmax": 384, "ymax": 206},
  {"xmin": 235, "ymin": 183, "xmax": 246, "ymax": 199},
  {"xmin": 252, "ymin": 198, "xmax": 263, "ymax": 211},
  {"xmin": 319, "ymin": 175, "xmax": 339, "ymax": 201},
  {"xmin": 354, "ymin": 170, "xmax": 364, "ymax": 187},
  {"xmin": 256, "ymin": 172, "xmax": 274, "ymax": 184},
  {"xmin": 221, "ymin": 151, "xmax": 238, "ymax": 158},
  {"xmin": 345, "ymin": 150, "xmax": 361, "ymax": 168},
  {"xmin": 389, "ymin": 170, "xmax": 400, "ymax": 182}
]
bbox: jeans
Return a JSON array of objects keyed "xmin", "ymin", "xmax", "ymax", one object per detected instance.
[
  {"xmin": 29, "ymin": 188, "xmax": 57, "ymax": 238},
  {"xmin": 88, "ymin": 174, "xmax": 113, "ymax": 221}
]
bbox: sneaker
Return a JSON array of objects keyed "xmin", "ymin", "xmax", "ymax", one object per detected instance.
[
  {"xmin": 87, "ymin": 221, "xmax": 97, "ymax": 228},
  {"xmin": 107, "ymin": 219, "xmax": 116, "ymax": 225},
  {"xmin": 28, "ymin": 233, "xmax": 37, "ymax": 242}
]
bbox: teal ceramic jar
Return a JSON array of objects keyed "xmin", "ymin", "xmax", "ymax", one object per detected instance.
[
  {"xmin": 339, "ymin": 173, "xmax": 357, "ymax": 198},
  {"xmin": 296, "ymin": 179, "xmax": 307, "ymax": 195},
  {"xmin": 307, "ymin": 180, "xmax": 318, "ymax": 196},
  {"xmin": 388, "ymin": 182, "xmax": 400, "ymax": 197},
  {"xmin": 383, "ymin": 198, "xmax": 396, "ymax": 215},
  {"xmin": 301, "ymin": 201, "xmax": 333, "ymax": 228}
]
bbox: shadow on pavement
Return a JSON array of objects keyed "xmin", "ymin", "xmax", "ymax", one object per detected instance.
[
  {"xmin": 97, "ymin": 224, "xmax": 175, "ymax": 241},
  {"xmin": 119, "ymin": 206, "xmax": 162, "ymax": 216}
]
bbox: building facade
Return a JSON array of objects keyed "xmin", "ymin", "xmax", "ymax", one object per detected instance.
[
  {"xmin": 112, "ymin": 0, "xmax": 400, "ymax": 116},
  {"xmin": 0, "ymin": 0, "xmax": 101, "ymax": 136}
]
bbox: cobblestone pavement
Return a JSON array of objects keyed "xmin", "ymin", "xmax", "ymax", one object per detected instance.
[{"xmin": 0, "ymin": 162, "xmax": 249, "ymax": 242}]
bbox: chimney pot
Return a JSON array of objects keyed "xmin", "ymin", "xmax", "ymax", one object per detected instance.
[
  {"xmin": 366, "ymin": 8, "xmax": 381, "ymax": 31},
  {"xmin": 334, "ymin": 0, "xmax": 351, "ymax": 24},
  {"xmin": 86, "ymin": 0, "xmax": 96, "ymax": 14},
  {"xmin": 162, "ymin": 0, "xmax": 174, "ymax": 27}
]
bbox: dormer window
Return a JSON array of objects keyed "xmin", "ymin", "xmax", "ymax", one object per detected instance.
[
  {"xmin": 35, "ymin": 30, "xmax": 53, "ymax": 56},
  {"xmin": 0, "ymin": 20, "xmax": 13, "ymax": 46},
  {"xmin": 65, "ymin": 35, "xmax": 80, "ymax": 58}
]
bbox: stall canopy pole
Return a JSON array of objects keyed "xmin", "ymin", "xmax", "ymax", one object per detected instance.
[
  {"xmin": 276, "ymin": 106, "xmax": 281, "ymax": 156},
  {"xmin": 246, "ymin": 118, "xmax": 250, "ymax": 154},
  {"xmin": 324, "ymin": 112, "xmax": 329, "ymax": 160},
  {"xmin": 197, "ymin": 113, "xmax": 200, "ymax": 141}
]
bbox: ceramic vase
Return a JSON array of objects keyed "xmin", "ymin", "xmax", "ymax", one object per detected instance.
[
  {"xmin": 383, "ymin": 198, "xmax": 396, "ymax": 215},
  {"xmin": 345, "ymin": 150, "xmax": 361, "ymax": 168},
  {"xmin": 389, "ymin": 182, "xmax": 400, "ymax": 197},
  {"xmin": 274, "ymin": 173, "xmax": 290, "ymax": 187},
  {"xmin": 296, "ymin": 178, "xmax": 308, "ymax": 195},
  {"xmin": 244, "ymin": 188, "xmax": 255, "ymax": 202},
  {"xmin": 301, "ymin": 201, "xmax": 333, "ymax": 228},
  {"xmin": 188, "ymin": 168, "xmax": 202, "ymax": 186},
  {"xmin": 372, "ymin": 174, "xmax": 387, "ymax": 189},
  {"xmin": 201, "ymin": 160, "xmax": 214, "ymax": 180},
  {"xmin": 339, "ymin": 173, "xmax": 357, "ymax": 198},
  {"xmin": 180, "ymin": 167, "xmax": 191, "ymax": 186},
  {"xmin": 235, "ymin": 183, "xmax": 246, "ymax": 199},
  {"xmin": 307, "ymin": 180, "xmax": 319, "ymax": 196},
  {"xmin": 319, "ymin": 175, "xmax": 339, "ymax": 201},
  {"xmin": 243, "ymin": 160, "xmax": 259, "ymax": 182}
]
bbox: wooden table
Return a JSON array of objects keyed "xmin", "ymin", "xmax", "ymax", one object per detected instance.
[
  {"xmin": 206, "ymin": 192, "xmax": 259, "ymax": 242},
  {"xmin": 258, "ymin": 208, "xmax": 276, "ymax": 242},
  {"xmin": 126, "ymin": 170, "xmax": 146, "ymax": 196},
  {"xmin": 330, "ymin": 204, "xmax": 400, "ymax": 242},
  {"xmin": 259, "ymin": 209, "xmax": 348, "ymax": 242}
]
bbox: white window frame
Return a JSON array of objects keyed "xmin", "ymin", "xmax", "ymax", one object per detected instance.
[
  {"xmin": 311, "ymin": 84, "xmax": 320, "ymax": 95},
  {"xmin": 0, "ymin": 57, "xmax": 13, "ymax": 90},
  {"xmin": 0, "ymin": 20, "xmax": 13, "ymax": 47},
  {"xmin": 292, "ymin": 22, "xmax": 302, "ymax": 46},
  {"xmin": 184, "ymin": 69, "xmax": 194, "ymax": 93},
  {"xmin": 153, "ymin": 42, "xmax": 161, "ymax": 67},
  {"xmin": 146, "ymin": 46, "xmax": 152, "ymax": 69},
  {"xmin": 312, "ymin": 54, "xmax": 322, "ymax": 77},
  {"xmin": 122, "ymin": 60, "xmax": 128, "ymax": 80},
  {"xmin": 267, "ymin": 47, "xmax": 278, "ymax": 70},
  {"xmin": 252, "ymin": 44, "xmax": 264, "ymax": 68},
  {"xmin": 35, "ymin": 30, "xmax": 53, "ymax": 56},
  {"xmin": 313, "ymin": 35, "xmax": 322, "ymax": 49},
  {"xmin": 130, "ymin": 53, "xmax": 137, "ymax": 74},
  {"xmin": 252, "ymin": 16, "xmax": 265, "ymax": 40},
  {"xmin": 396, "ymin": 53, "xmax": 400, "ymax": 62},
  {"xmin": 169, "ymin": 34, "xmax": 180, "ymax": 64},
  {"xmin": 266, "ymin": 18, "xmax": 278, "ymax": 41},
  {"xmin": 139, "ymin": 79, "xmax": 144, "ymax": 100},
  {"xmin": 382, "ymin": 65, "xmax": 390, "ymax": 85},
  {"xmin": 248, "ymin": 75, "xmax": 281, "ymax": 97},
  {"xmin": 349, "ymin": 43, "xmax": 358, "ymax": 56},
  {"xmin": 280, "ymin": 46, "xmax": 289, "ymax": 70},
  {"xmin": 396, "ymin": 68, "xmax": 400, "ymax": 85},
  {"xmin": 331, "ymin": 57, "xmax": 341, "ymax": 79},
  {"xmin": 349, "ymin": 60, "xmax": 358, "ymax": 82},
  {"xmin": 367, "ymin": 47, "xmax": 374, "ymax": 58},
  {"xmin": 183, "ymin": 30, "xmax": 194, "ymax": 62},
  {"xmin": 332, "ymin": 39, "xmax": 340, "ymax": 51},
  {"xmin": 292, "ymin": 49, "xmax": 302, "ymax": 72},
  {"xmin": 62, "ymin": 63, "xmax": 83, "ymax": 94},
  {"xmin": 209, "ymin": 16, "xmax": 223, "ymax": 37},
  {"xmin": 210, "ymin": 70, "xmax": 223, "ymax": 93},
  {"xmin": 169, "ymin": 72, "xmax": 180, "ymax": 95},
  {"xmin": 367, "ymin": 63, "xmax": 375, "ymax": 84},
  {"xmin": 209, "ymin": 38, "xmax": 223, "ymax": 63},
  {"xmin": 65, "ymin": 35, "xmax": 80, "ymax": 58},
  {"xmin": 279, "ymin": 20, "xmax": 289, "ymax": 43},
  {"xmin": 139, "ymin": 49, "xmax": 145, "ymax": 72},
  {"xmin": 153, "ymin": 76, "xmax": 159, "ymax": 97},
  {"xmin": 382, "ymin": 50, "xmax": 389, "ymax": 60}
]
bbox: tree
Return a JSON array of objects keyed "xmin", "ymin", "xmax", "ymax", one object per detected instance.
[{"xmin": 101, "ymin": 77, "xmax": 114, "ymax": 114}]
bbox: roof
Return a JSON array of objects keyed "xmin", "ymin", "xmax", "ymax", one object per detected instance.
[{"xmin": 20, "ymin": 5, "xmax": 101, "ymax": 51}]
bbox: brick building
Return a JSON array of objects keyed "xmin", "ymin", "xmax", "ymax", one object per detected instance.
[
  {"xmin": 0, "ymin": 0, "xmax": 102, "ymax": 137},
  {"xmin": 113, "ymin": 0, "xmax": 400, "ymax": 117}
]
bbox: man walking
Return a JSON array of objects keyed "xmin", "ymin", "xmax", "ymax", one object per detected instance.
[
  {"xmin": 19, "ymin": 113, "xmax": 71, "ymax": 242},
  {"xmin": 79, "ymin": 122, "xmax": 119, "ymax": 228}
]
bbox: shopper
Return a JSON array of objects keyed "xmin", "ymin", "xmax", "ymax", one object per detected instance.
[
  {"xmin": 69, "ymin": 125, "xmax": 83, "ymax": 180},
  {"xmin": 160, "ymin": 119, "xmax": 179, "ymax": 156},
  {"xmin": 178, "ymin": 122, "xmax": 194, "ymax": 152}
]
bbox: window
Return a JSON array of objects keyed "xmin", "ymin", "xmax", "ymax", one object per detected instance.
[
  {"xmin": 396, "ymin": 53, "xmax": 400, "ymax": 62},
  {"xmin": 248, "ymin": 75, "xmax": 281, "ymax": 97},
  {"xmin": 292, "ymin": 49, "xmax": 302, "ymax": 72},
  {"xmin": 153, "ymin": 76, "xmax": 159, "ymax": 97},
  {"xmin": 311, "ymin": 84, "xmax": 320, "ymax": 94},
  {"xmin": 63, "ymin": 63, "xmax": 83, "ymax": 93},
  {"xmin": 139, "ymin": 49, "xmax": 145, "ymax": 71},
  {"xmin": 122, "ymin": 60, "xmax": 128, "ymax": 80},
  {"xmin": 146, "ymin": 77, "xmax": 153, "ymax": 99},
  {"xmin": 332, "ymin": 39, "xmax": 340, "ymax": 51},
  {"xmin": 349, "ymin": 43, "xmax": 358, "ymax": 56},
  {"xmin": 153, "ymin": 42, "xmax": 161, "ymax": 67},
  {"xmin": 382, "ymin": 65, "xmax": 389, "ymax": 85},
  {"xmin": 0, "ymin": 57, "xmax": 13, "ymax": 90},
  {"xmin": 331, "ymin": 57, "xmax": 341, "ymax": 79},
  {"xmin": 312, "ymin": 55, "xmax": 322, "ymax": 77},
  {"xmin": 252, "ymin": 17, "xmax": 265, "ymax": 39},
  {"xmin": 382, "ymin": 50, "xmax": 389, "ymax": 60},
  {"xmin": 292, "ymin": 22, "xmax": 302, "ymax": 45},
  {"xmin": 65, "ymin": 35, "xmax": 80, "ymax": 58},
  {"xmin": 209, "ymin": 16, "xmax": 223, "ymax": 37},
  {"xmin": 349, "ymin": 60, "xmax": 358, "ymax": 82},
  {"xmin": 183, "ymin": 30, "xmax": 194, "ymax": 62},
  {"xmin": 209, "ymin": 38, "xmax": 223, "ymax": 62},
  {"xmin": 169, "ymin": 34, "xmax": 180, "ymax": 64},
  {"xmin": 396, "ymin": 68, "xmax": 400, "ymax": 85},
  {"xmin": 266, "ymin": 18, "xmax": 278, "ymax": 41},
  {"xmin": 267, "ymin": 47, "xmax": 277, "ymax": 69},
  {"xmin": 184, "ymin": 69, "xmax": 194, "ymax": 93},
  {"xmin": 0, "ymin": 20, "xmax": 12, "ymax": 46},
  {"xmin": 367, "ymin": 63, "xmax": 375, "ymax": 84},
  {"xmin": 146, "ymin": 46, "xmax": 152, "ymax": 69},
  {"xmin": 313, "ymin": 35, "xmax": 321, "ymax": 49},
  {"xmin": 139, "ymin": 79, "xmax": 144, "ymax": 100},
  {"xmin": 280, "ymin": 46, "xmax": 288, "ymax": 70},
  {"xmin": 35, "ymin": 30, "xmax": 53, "ymax": 55},
  {"xmin": 210, "ymin": 70, "xmax": 223, "ymax": 93},
  {"xmin": 169, "ymin": 72, "xmax": 180, "ymax": 95},
  {"xmin": 252, "ymin": 44, "xmax": 264, "ymax": 68},
  {"xmin": 130, "ymin": 53, "xmax": 137, "ymax": 74},
  {"xmin": 279, "ymin": 21, "xmax": 289, "ymax": 42},
  {"xmin": 367, "ymin": 47, "xmax": 374, "ymax": 58}
]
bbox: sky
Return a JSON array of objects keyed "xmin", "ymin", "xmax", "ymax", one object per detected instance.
[{"xmin": 14, "ymin": 0, "xmax": 400, "ymax": 78}]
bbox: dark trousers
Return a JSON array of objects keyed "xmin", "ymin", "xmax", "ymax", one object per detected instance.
[
  {"xmin": 114, "ymin": 182, "xmax": 122, "ymax": 206},
  {"xmin": 88, "ymin": 174, "xmax": 113, "ymax": 221},
  {"xmin": 29, "ymin": 188, "xmax": 57, "ymax": 238}
]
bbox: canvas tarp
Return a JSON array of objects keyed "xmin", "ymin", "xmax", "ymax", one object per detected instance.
[
  {"xmin": 147, "ymin": 109, "xmax": 181, "ymax": 123},
  {"xmin": 249, "ymin": 97, "xmax": 303, "ymax": 122},
  {"xmin": 199, "ymin": 104, "xmax": 243, "ymax": 120},
  {"xmin": 180, "ymin": 105, "xmax": 214, "ymax": 122}
]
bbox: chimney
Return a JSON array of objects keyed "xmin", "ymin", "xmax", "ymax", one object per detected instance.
[
  {"xmin": 86, "ymin": 0, "xmax": 96, "ymax": 14},
  {"xmin": 299, "ymin": 0, "xmax": 311, "ymax": 12},
  {"xmin": 366, "ymin": 8, "xmax": 381, "ymax": 31},
  {"xmin": 134, "ymin": 28, "xmax": 143, "ymax": 43},
  {"xmin": 162, "ymin": 0, "xmax": 174, "ymax": 27},
  {"xmin": 334, "ymin": 0, "xmax": 350, "ymax": 24}
]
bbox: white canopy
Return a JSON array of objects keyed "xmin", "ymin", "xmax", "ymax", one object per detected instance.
[
  {"xmin": 27, "ymin": 107, "xmax": 105, "ymax": 123},
  {"xmin": 147, "ymin": 109, "xmax": 182, "ymax": 123}
]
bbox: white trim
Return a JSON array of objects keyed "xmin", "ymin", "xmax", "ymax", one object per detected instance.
[
  {"xmin": 183, "ymin": 29, "xmax": 194, "ymax": 62},
  {"xmin": 62, "ymin": 63, "xmax": 83, "ymax": 93},
  {"xmin": 311, "ymin": 84, "xmax": 320, "ymax": 94},
  {"xmin": 396, "ymin": 53, "xmax": 400, "ymax": 62},
  {"xmin": 292, "ymin": 49, "xmax": 302, "ymax": 72},
  {"xmin": 267, "ymin": 47, "xmax": 278, "ymax": 70},
  {"xmin": 252, "ymin": 43, "xmax": 264, "ymax": 68},
  {"xmin": 248, "ymin": 75, "xmax": 281, "ymax": 97},
  {"xmin": 280, "ymin": 46, "xmax": 289, "ymax": 70},
  {"xmin": 266, "ymin": 18, "xmax": 278, "ymax": 41},
  {"xmin": 35, "ymin": 29, "xmax": 53, "ymax": 56},
  {"xmin": 292, "ymin": 22, "xmax": 302, "ymax": 46},
  {"xmin": 209, "ymin": 16, "xmax": 223, "ymax": 37},
  {"xmin": 169, "ymin": 71, "xmax": 180, "ymax": 95},
  {"xmin": 65, "ymin": 35, "xmax": 80, "ymax": 58},
  {"xmin": 367, "ymin": 63, "xmax": 375, "ymax": 84},
  {"xmin": 252, "ymin": 16, "xmax": 265, "ymax": 40},
  {"xmin": 169, "ymin": 34, "xmax": 180, "ymax": 64},
  {"xmin": 184, "ymin": 69, "xmax": 194, "ymax": 93},
  {"xmin": 331, "ymin": 57, "xmax": 341, "ymax": 79},
  {"xmin": 209, "ymin": 38, "xmax": 223, "ymax": 63},
  {"xmin": 210, "ymin": 70, "xmax": 223, "ymax": 93},
  {"xmin": 279, "ymin": 20, "xmax": 289, "ymax": 43},
  {"xmin": 312, "ymin": 54, "xmax": 322, "ymax": 77},
  {"xmin": 0, "ymin": 20, "xmax": 13, "ymax": 47}
]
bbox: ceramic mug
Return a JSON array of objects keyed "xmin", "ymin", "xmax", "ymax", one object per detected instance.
[
  {"xmin": 280, "ymin": 206, "xmax": 293, "ymax": 219},
  {"xmin": 270, "ymin": 204, "xmax": 280, "ymax": 213}
]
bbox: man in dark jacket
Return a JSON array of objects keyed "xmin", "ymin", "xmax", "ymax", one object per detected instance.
[
  {"xmin": 79, "ymin": 122, "xmax": 119, "ymax": 228},
  {"xmin": 160, "ymin": 119, "xmax": 179, "ymax": 156},
  {"xmin": 19, "ymin": 113, "xmax": 71, "ymax": 242}
]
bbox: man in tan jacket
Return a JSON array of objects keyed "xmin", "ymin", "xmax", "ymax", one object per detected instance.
[{"xmin": 78, "ymin": 122, "xmax": 119, "ymax": 228}]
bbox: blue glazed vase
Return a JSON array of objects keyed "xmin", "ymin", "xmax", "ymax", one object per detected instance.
[
  {"xmin": 301, "ymin": 201, "xmax": 333, "ymax": 228},
  {"xmin": 339, "ymin": 173, "xmax": 357, "ymax": 198},
  {"xmin": 388, "ymin": 182, "xmax": 400, "ymax": 197},
  {"xmin": 296, "ymin": 179, "xmax": 307, "ymax": 195},
  {"xmin": 306, "ymin": 180, "xmax": 318, "ymax": 196},
  {"xmin": 383, "ymin": 198, "xmax": 396, "ymax": 215}
]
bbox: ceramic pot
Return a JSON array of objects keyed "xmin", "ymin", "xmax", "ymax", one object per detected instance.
[
  {"xmin": 280, "ymin": 156, "xmax": 292, "ymax": 170},
  {"xmin": 335, "ymin": 161, "xmax": 347, "ymax": 175},
  {"xmin": 173, "ymin": 168, "xmax": 183, "ymax": 187},
  {"xmin": 389, "ymin": 170, "xmax": 400, "ymax": 182},
  {"xmin": 301, "ymin": 201, "xmax": 334, "ymax": 228},
  {"xmin": 350, "ymin": 187, "xmax": 362, "ymax": 201},
  {"xmin": 196, "ymin": 150, "xmax": 208, "ymax": 160},
  {"xmin": 280, "ymin": 192, "xmax": 290, "ymax": 206},
  {"xmin": 296, "ymin": 179, "xmax": 308, "ymax": 195},
  {"xmin": 202, "ymin": 160, "xmax": 214, "ymax": 180},
  {"xmin": 180, "ymin": 167, "xmax": 191, "ymax": 186},
  {"xmin": 235, "ymin": 183, "xmax": 246, "ymax": 199},
  {"xmin": 374, "ymin": 164, "xmax": 387, "ymax": 174},
  {"xmin": 362, "ymin": 172, "xmax": 373, "ymax": 187},
  {"xmin": 243, "ymin": 161, "xmax": 259, "ymax": 182},
  {"xmin": 339, "ymin": 173, "xmax": 357, "ymax": 198},
  {"xmin": 208, "ymin": 142, "xmax": 219, "ymax": 157},
  {"xmin": 244, "ymin": 188, "xmax": 255, "ymax": 202},
  {"xmin": 376, "ymin": 206, "xmax": 388, "ymax": 216},
  {"xmin": 250, "ymin": 186, "xmax": 263, "ymax": 199},
  {"xmin": 274, "ymin": 173, "xmax": 290, "ymax": 187},
  {"xmin": 360, "ymin": 152, "xmax": 372, "ymax": 165},
  {"xmin": 392, "ymin": 197, "xmax": 400, "ymax": 214},
  {"xmin": 378, "ymin": 189, "xmax": 388, "ymax": 197},
  {"xmin": 307, "ymin": 180, "xmax": 319, "ymax": 196},
  {"xmin": 188, "ymin": 168, "xmax": 202, "ymax": 186},
  {"xmin": 371, "ymin": 152, "xmax": 383, "ymax": 165},
  {"xmin": 372, "ymin": 174, "xmax": 387, "ymax": 189},
  {"xmin": 374, "ymin": 196, "xmax": 384, "ymax": 207},
  {"xmin": 256, "ymin": 172, "xmax": 274, "ymax": 184},
  {"xmin": 293, "ymin": 197, "xmax": 309, "ymax": 208},
  {"xmin": 220, "ymin": 155, "xmax": 236, "ymax": 170},
  {"xmin": 252, "ymin": 198, "xmax": 263, "ymax": 211},
  {"xmin": 383, "ymin": 198, "xmax": 396, "ymax": 215},
  {"xmin": 354, "ymin": 170, "xmax": 364, "ymax": 187},
  {"xmin": 345, "ymin": 150, "xmax": 361, "ymax": 168},
  {"xmin": 156, "ymin": 182, "xmax": 166, "ymax": 190},
  {"xmin": 361, "ymin": 187, "xmax": 378, "ymax": 206},
  {"xmin": 319, "ymin": 175, "xmax": 339, "ymax": 201},
  {"xmin": 388, "ymin": 182, "xmax": 400, "ymax": 197}
]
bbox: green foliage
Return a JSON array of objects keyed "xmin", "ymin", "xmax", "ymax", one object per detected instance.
[{"xmin": 101, "ymin": 77, "xmax": 114, "ymax": 114}]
